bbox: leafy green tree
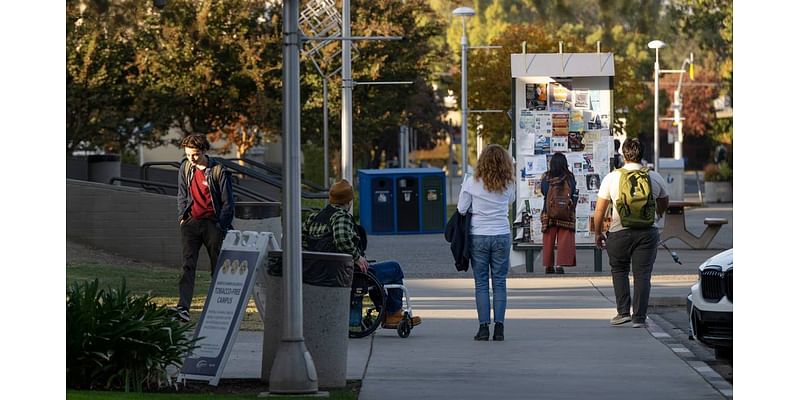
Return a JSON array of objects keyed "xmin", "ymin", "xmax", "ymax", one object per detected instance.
[
  {"xmin": 301, "ymin": 0, "xmax": 450, "ymax": 171},
  {"xmin": 66, "ymin": 0, "xmax": 172, "ymax": 155}
]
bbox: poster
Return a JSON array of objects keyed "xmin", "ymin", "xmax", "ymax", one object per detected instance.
[
  {"xmin": 526, "ymin": 83, "xmax": 548, "ymax": 110},
  {"xmin": 551, "ymin": 137, "xmax": 568, "ymax": 152},
  {"xmin": 566, "ymin": 152, "xmax": 585, "ymax": 174},
  {"xmin": 524, "ymin": 155, "xmax": 548, "ymax": 177},
  {"xmin": 551, "ymin": 113, "xmax": 569, "ymax": 137},
  {"xmin": 548, "ymin": 79, "xmax": 573, "ymax": 111},
  {"xmin": 586, "ymin": 174, "xmax": 601, "ymax": 191},
  {"xmin": 568, "ymin": 131, "xmax": 585, "ymax": 151},
  {"xmin": 533, "ymin": 111, "xmax": 552, "ymax": 136},
  {"xmin": 534, "ymin": 135, "xmax": 551, "ymax": 155},
  {"xmin": 569, "ymin": 110, "xmax": 588, "ymax": 132},
  {"xmin": 576, "ymin": 193, "xmax": 591, "ymax": 215},
  {"xmin": 518, "ymin": 110, "xmax": 536, "ymax": 151},
  {"xmin": 574, "ymin": 89, "xmax": 590, "ymax": 109}
]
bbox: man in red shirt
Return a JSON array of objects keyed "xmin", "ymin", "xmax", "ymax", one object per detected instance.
[{"xmin": 172, "ymin": 134, "xmax": 235, "ymax": 322}]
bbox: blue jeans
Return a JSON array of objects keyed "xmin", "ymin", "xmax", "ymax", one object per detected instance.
[
  {"xmin": 349, "ymin": 260, "xmax": 406, "ymax": 326},
  {"xmin": 469, "ymin": 234, "xmax": 511, "ymax": 324}
]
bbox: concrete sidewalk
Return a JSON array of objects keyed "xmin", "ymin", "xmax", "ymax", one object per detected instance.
[
  {"xmin": 219, "ymin": 202, "xmax": 732, "ymax": 398},
  {"xmin": 221, "ymin": 274, "xmax": 727, "ymax": 399}
]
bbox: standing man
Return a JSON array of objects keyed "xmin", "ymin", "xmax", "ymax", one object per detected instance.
[
  {"xmin": 593, "ymin": 138, "xmax": 669, "ymax": 328},
  {"xmin": 172, "ymin": 134, "xmax": 235, "ymax": 322}
]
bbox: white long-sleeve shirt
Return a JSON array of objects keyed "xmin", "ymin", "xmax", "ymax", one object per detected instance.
[{"xmin": 457, "ymin": 176, "xmax": 515, "ymax": 236}]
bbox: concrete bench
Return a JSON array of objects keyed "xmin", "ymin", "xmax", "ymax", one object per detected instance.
[
  {"xmin": 513, "ymin": 242, "xmax": 603, "ymax": 273},
  {"xmin": 661, "ymin": 213, "xmax": 729, "ymax": 249}
]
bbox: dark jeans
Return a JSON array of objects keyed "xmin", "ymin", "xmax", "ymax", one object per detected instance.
[
  {"xmin": 369, "ymin": 260, "xmax": 405, "ymax": 313},
  {"xmin": 606, "ymin": 227, "xmax": 659, "ymax": 323},
  {"xmin": 178, "ymin": 218, "xmax": 225, "ymax": 309}
]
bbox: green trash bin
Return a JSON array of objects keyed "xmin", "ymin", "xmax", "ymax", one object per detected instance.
[{"xmin": 421, "ymin": 175, "xmax": 445, "ymax": 231}]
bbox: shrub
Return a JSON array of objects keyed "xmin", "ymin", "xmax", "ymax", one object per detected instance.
[
  {"xmin": 66, "ymin": 279, "xmax": 198, "ymax": 392},
  {"xmin": 703, "ymin": 162, "xmax": 733, "ymax": 182}
]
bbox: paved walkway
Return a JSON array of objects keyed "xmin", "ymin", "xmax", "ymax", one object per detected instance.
[{"xmin": 219, "ymin": 202, "xmax": 733, "ymax": 399}]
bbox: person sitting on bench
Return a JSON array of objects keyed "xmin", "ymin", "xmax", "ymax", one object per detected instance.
[{"xmin": 301, "ymin": 179, "xmax": 422, "ymax": 328}]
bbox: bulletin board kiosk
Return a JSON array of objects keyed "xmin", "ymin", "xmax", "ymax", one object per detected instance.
[{"xmin": 510, "ymin": 51, "xmax": 615, "ymax": 272}]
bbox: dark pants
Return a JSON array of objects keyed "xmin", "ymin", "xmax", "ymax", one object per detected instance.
[
  {"xmin": 178, "ymin": 218, "xmax": 225, "ymax": 309},
  {"xmin": 606, "ymin": 227, "xmax": 659, "ymax": 323},
  {"xmin": 369, "ymin": 260, "xmax": 405, "ymax": 313}
]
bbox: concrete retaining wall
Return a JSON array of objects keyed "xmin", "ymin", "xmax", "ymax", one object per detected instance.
[{"xmin": 66, "ymin": 179, "xmax": 205, "ymax": 269}]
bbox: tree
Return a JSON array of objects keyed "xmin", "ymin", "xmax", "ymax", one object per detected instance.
[
  {"xmin": 66, "ymin": 0, "xmax": 173, "ymax": 155},
  {"xmin": 300, "ymin": 0, "xmax": 450, "ymax": 170}
]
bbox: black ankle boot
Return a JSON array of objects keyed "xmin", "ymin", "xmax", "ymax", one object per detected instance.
[
  {"xmin": 474, "ymin": 323, "xmax": 490, "ymax": 341},
  {"xmin": 493, "ymin": 322, "xmax": 504, "ymax": 341}
]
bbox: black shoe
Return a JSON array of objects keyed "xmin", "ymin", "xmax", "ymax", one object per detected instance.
[
  {"xmin": 474, "ymin": 323, "xmax": 490, "ymax": 341},
  {"xmin": 555, "ymin": 267, "xmax": 565, "ymax": 274},
  {"xmin": 545, "ymin": 267, "xmax": 555, "ymax": 274},
  {"xmin": 493, "ymin": 322, "xmax": 504, "ymax": 341}
]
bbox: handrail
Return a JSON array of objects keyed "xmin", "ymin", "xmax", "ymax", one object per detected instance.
[
  {"xmin": 141, "ymin": 159, "xmax": 327, "ymax": 199},
  {"xmin": 216, "ymin": 158, "xmax": 329, "ymax": 199},
  {"xmin": 230, "ymin": 157, "xmax": 329, "ymax": 192},
  {"xmin": 109, "ymin": 176, "xmax": 276, "ymax": 202}
]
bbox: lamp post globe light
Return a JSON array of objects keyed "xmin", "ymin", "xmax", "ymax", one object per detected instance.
[
  {"xmin": 648, "ymin": 40, "xmax": 666, "ymax": 172},
  {"xmin": 453, "ymin": 6, "xmax": 475, "ymax": 175}
]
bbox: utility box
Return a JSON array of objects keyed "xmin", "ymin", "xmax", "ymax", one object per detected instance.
[
  {"xmin": 658, "ymin": 158, "xmax": 685, "ymax": 201},
  {"xmin": 358, "ymin": 168, "xmax": 446, "ymax": 235}
]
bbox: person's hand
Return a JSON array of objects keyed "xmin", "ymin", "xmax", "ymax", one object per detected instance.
[
  {"xmin": 595, "ymin": 232, "xmax": 606, "ymax": 249},
  {"xmin": 356, "ymin": 257, "xmax": 369, "ymax": 273}
]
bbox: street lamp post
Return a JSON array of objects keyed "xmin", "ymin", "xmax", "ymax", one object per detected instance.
[
  {"xmin": 648, "ymin": 40, "xmax": 665, "ymax": 172},
  {"xmin": 453, "ymin": 6, "xmax": 475, "ymax": 175},
  {"xmin": 648, "ymin": 40, "xmax": 694, "ymax": 170}
]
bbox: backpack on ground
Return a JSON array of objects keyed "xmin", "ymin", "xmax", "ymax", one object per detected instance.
[
  {"xmin": 545, "ymin": 174, "xmax": 573, "ymax": 221},
  {"xmin": 616, "ymin": 168, "xmax": 656, "ymax": 228}
]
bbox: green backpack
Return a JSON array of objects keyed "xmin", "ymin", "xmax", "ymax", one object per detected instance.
[{"xmin": 616, "ymin": 167, "xmax": 656, "ymax": 228}]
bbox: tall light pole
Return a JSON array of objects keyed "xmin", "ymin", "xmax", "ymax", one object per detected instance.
[
  {"xmin": 269, "ymin": 0, "xmax": 318, "ymax": 394},
  {"xmin": 648, "ymin": 40, "xmax": 665, "ymax": 172},
  {"xmin": 453, "ymin": 6, "xmax": 475, "ymax": 175},
  {"xmin": 672, "ymin": 53, "xmax": 694, "ymax": 160}
]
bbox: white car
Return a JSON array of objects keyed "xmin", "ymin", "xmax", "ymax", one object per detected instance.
[{"xmin": 687, "ymin": 248, "xmax": 733, "ymax": 359}]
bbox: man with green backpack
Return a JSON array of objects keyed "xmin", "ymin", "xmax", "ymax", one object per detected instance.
[{"xmin": 593, "ymin": 138, "xmax": 669, "ymax": 328}]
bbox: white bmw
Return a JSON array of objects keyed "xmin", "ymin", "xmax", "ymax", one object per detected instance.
[{"xmin": 687, "ymin": 248, "xmax": 733, "ymax": 359}]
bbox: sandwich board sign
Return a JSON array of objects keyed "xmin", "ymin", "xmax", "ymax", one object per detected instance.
[{"xmin": 178, "ymin": 230, "xmax": 279, "ymax": 386}]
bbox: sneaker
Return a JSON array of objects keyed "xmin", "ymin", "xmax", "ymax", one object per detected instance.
[
  {"xmin": 493, "ymin": 322, "xmax": 504, "ymax": 341},
  {"xmin": 555, "ymin": 267, "xmax": 565, "ymax": 274},
  {"xmin": 632, "ymin": 320, "xmax": 648, "ymax": 328},
  {"xmin": 610, "ymin": 314, "xmax": 631, "ymax": 326},
  {"xmin": 474, "ymin": 323, "xmax": 490, "ymax": 341},
  {"xmin": 170, "ymin": 306, "xmax": 190, "ymax": 323},
  {"xmin": 545, "ymin": 267, "xmax": 555, "ymax": 274}
]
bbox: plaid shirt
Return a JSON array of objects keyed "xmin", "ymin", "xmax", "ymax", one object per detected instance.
[{"xmin": 302, "ymin": 204, "xmax": 364, "ymax": 261}]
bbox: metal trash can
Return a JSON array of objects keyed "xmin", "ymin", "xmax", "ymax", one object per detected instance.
[
  {"xmin": 658, "ymin": 158, "xmax": 685, "ymax": 201},
  {"xmin": 87, "ymin": 154, "xmax": 121, "ymax": 185},
  {"xmin": 233, "ymin": 202, "xmax": 282, "ymax": 243},
  {"xmin": 260, "ymin": 250, "xmax": 354, "ymax": 389},
  {"xmin": 396, "ymin": 176, "xmax": 419, "ymax": 232},
  {"xmin": 421, "ymin": 175, "xmax": 445, "ymax": 231},
  {"xmin": 358, "ymin": 168, "xmax": 446, "ymax": 234}
]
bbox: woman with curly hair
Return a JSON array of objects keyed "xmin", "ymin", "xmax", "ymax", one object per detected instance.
[{"xmin": 457, "ymin": 144, "xmax": 516, "ymax": 341}]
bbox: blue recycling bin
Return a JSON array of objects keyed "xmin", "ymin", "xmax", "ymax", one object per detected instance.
[{"xmin": 358, "ymin": 168, "xmax": 446, "ymax": 235}]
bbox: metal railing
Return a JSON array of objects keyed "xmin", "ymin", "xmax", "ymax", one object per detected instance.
[{"xmin": 109, "ymin": 177, "xmax": 274, "ymax": 202}]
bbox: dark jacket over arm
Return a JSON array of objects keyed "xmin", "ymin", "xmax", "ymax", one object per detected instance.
[{"xmin": 445, "ymin": 210, "xmax": 471, "ymax": 272}]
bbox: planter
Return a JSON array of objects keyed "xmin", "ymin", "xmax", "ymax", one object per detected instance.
[{"xmin": 704, "ymin": 181, "xmax": 732, "ymax": 203}]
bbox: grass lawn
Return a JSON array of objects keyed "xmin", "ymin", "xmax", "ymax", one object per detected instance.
[
  {"xmin": 66, "ymin": 263, "xmax": 360, "ymax": 399},
  {"xmin": 66, "ymin": 263, "xmax": 264, "ymax": 331}
]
